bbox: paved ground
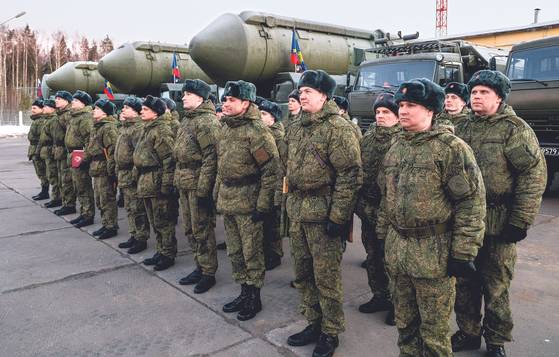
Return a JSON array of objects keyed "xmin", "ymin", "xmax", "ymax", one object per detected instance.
[{"xmin": 1, "ymin": 136, "xmax": 558, "ymax": 357}]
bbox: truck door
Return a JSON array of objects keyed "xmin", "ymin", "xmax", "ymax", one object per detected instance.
[{"xmin": 436, "ymin": 64, "xmax": 463, "ymax": 86}]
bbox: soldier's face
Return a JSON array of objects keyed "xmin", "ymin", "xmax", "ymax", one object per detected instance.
[
  {"xmin": 470, "ymin": 85, "xmax": 501, "ymax": 116},
  {"xmin": 71, "ymin": 99, "xmax": 85, "ymax": 110},
  {"xmin": 222, "ymin": 96, "xmax": 250, "ymax": 116},
  {"xmin": 398, "ymin": 101, "xmax": 433, "ymax": 132},
  {"xmin": 299, "ymin": 87, "xmax": 327, "ymax": 114},
  {"xmin": 182, "ymin": 92, "xmax": 203, "ymax": 110},
  {"xmin": 375, "ymin": 107, "xmax": 399, "ymax": 127},
  {"xmin": 121, "ymin": 105, "xmax": 138, "ymax": 120},
  {"xmin": 444, "ymin": 93, "xmax": 466, "ymax": 115},
  {"xmin": 260, "ymin": 111, "xmax": 275, "ymax": 127},
  {"xmin": 288, "ymin": 97, "xmax": 301, "ymax": 114},
  {"xmin": 43, "ymin": 106, "xmax": 55, "ymax": 114},
  {"xmin": 92, "ymin": 107, "xmax": 107, "ymax": 121},
  {"xmin": 55, "ymin": 97, "xmax": 69, "ymax": 109},
  {"xmin": 31, "ymin": 105, "xmax": 43, "ymax": 115},
  {"xmin": 140, "ymin": 106, "xmax": 158, "ymax": 121}
]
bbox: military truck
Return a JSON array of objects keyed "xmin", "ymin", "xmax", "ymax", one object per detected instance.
[
  {"xmin": 506, "ymin": 36, "xmax": 559, "ymax": 189},
  {"xmin": 348, "ymin": 38, "xmax": 508, "ymax": 130}
]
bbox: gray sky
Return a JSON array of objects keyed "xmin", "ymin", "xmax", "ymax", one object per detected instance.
[{"xmin": 3, "ymin": 0, "xmax": 558, "ymax": 46}]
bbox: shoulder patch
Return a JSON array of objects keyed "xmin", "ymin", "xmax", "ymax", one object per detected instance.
[{"xmin": 253, "ymin": 146, "xmax": 271, "ymax": 165}]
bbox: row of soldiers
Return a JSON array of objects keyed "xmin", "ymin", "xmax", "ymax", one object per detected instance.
[{"xmin": 27, "ymin": 68, "xmax": 546, "ymax": 357}]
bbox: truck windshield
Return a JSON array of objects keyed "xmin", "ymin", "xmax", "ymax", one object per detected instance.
[
  {"xmin": 354, "ymin": 61, "xmax": 436, "ymax": 90},
  {"xmin": 507, "ymin": 45, "xmax": 559, "ymax": 81}
]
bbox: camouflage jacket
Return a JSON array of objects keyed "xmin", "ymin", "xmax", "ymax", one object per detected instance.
[
  {"xmin": 355, "ymin": 123, "xmax": 401, "ymax": 224},
  {"xmin": 37, "ymin": 112, "xmax": 58, "ymax": 160},
  {"xmin": 51, "ymin": 104, "xmax": 72, "ymax": 160},
  {"xmin": 342, "ymin": 112, "xmax": 363, "ymax": 141},
  {"xmin": 133, "ymin": 117, "xmax": 175, "ymax": 198},
  {"xmin": 28, "ymin": 114, "xmax": 47, "ymax": 159},
  {"xmin": 286, "ymin": 99, "xmax": 363, "ymax": 224},
  {"xmin": 376, "ymin": 126, "xmax": 486, "ymax": 278},
  {"xmin": 455, "ymin": 104, "xmax": 546, "ymax": 235},
  {"xmin": 215, "ymin": 103, "xmax": 279, "ymax": 215},
  {"xmin": 65, "ymin": 106, "xmax": 93, "ymax": 151},
  {"xmin": 173, "ymin": 100, "xmax": 219, "ymax": 198},
  {"xmin": 85, "ymin": 116, "xmax": 118, "ymax": 177},
  {"xmin": 161, "ymin": 112, "xmax": 181, "ymax": 139},
  {"xmin": 268, "ymin": 121, "xmax": 287, "ymax": 206},
  {"xmin": 114, "ymin": 116, "xmax": 143, "ymax": 188}
]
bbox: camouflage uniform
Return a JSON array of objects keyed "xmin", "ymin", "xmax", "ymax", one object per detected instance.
[
  {"xmin": 376, "ymin": 126, "xmax": 486, "ymax": 357},
  {"xmin": 435, "ymin": 106, "xmax": 470, "ymax": 130},
  {"xmin": 454, "ymin": 104, "xmax": 546, "ymax": 345},
  {"xmin": 65, "ymin": 106, "xmax": 95, "ymax": 220},
  {"xmin": 355, "ymin": 123, "xmax": 400, "ymax": 299},
  {"xmin": 174, "ymin": 100, "xmax": 220, "ymax": 276},
  {"xmin": 215, "ymin": 103, "xmax": 279, "ymax": 288},
  {"xmin": 38, "ymin": 112, "xmax": 60, "ymax": 201},
  {"xmin": 133, "ymin": 117, "xmax": 177, "ymax": 258},
  {"xmin": 161, "ymin": 111, "xmax": 180, "ymax": 223},
  {"xmin": 115, "ymin": 116, "xmax": 150, "ymax": 242},
  {"xmin": 341, "ymin": 112, "xmax": 363, "ymax": 141},
  {"xmin": 85, "ymin": 116, "xmax": 119, "ymax": 229},
  {"xmin": 28, "ymin": 113, "xmax": 49, "ymax": 188},
  {"xmin": 286, "ymin": 99, "xmax": 362, "ymax": 335},
  {"xmin": 53, "ymin": 105, "xmax": 76, "ymax": 208}
]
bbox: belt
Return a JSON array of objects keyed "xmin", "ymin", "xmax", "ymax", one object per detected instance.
[
  {"xmin": 138, "ymin": 166, "xmax": 159, "ymax": 174},
  {"xmin": 391, "ymin": 221, "xmax": 450, "ymax": 239},
  {"xmin": 222, "ymin": 174, "xmax": 259, "ymax": 187},
  {"xmin": 178, "ymin": 161, "xmax": 202, "ymax": 170},
  {"xmin": 292, "ymin": 185, "xmax": 332, "ymax": 196}
]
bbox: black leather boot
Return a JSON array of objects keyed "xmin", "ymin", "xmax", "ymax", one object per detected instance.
[
  {"xmin": 287, "ymin": 323, "xmax": 321, "ymax": 346},
  {"xmin": 216, "ymin": 242, "xmax": 227, "ymax": 250},
  {"xmin": 486, "ymin": 344, "xmax": 506, "ymax": 357},
  {"xmin": 98, "ymin": 228, "xmax": 117, "ymax": 240},
  {"xmin": 179, "ymin": 268, "xmax": 202, "ymax": 285},
  {"xmin": 55, "ymin": 206, "xmax": 76, "ymax": 216},
  {"xmin": 118, "ymin": 237, "xmax": 136, "ymax": 249},
  {"xmin": 237, "ymin": 286, "xmax": 262, "ymax": 321},
  {"xmin": 127, "ymin": 240, "xmax": 147, "ymax": 254},
  {"xmin": 92, "ymin": 226, "xmax": 107, "ymax": 236},
  {"xmin": 194, "ymin": 275, "xmax": 216, "ymax": 294},
  {"xmin": 33, "ymin": 185, "xmax": 50, "ymax": 200},
  {"xmin": 223, "ymin": 284, "xmax": 249, "ymax": 313},
  {"xmin": 69, "ymin": 215, "xmax": 84, "ymax": 225},
  {"xmin": 44, "ymin": 199, "xmax": 62, "ymax": 208},
  {"xmin": 74, "ymin": 217, "xmax": 94, "ymax": 228},
  {"xmin": 143, "ymin": 252, "xmax": 161, "ymax": 266},
  {"xmin": 358, "ymin": 294, "xmax": 392, "ymax": 313},
  {"xmin": 312, "ymin": 333, "xmax": 339, "ymax": 357},
  {"xmin": 153, "ymin": 255, "xmax": 175, "ymax": 271},
  {"xmin": 451, "ymin": 330, "xmax": 481, "ymax": 352}
]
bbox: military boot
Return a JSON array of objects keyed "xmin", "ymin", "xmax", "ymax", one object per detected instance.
[
  {"xmin": 98, "ymin": 228, "xmax": 117, "ymax": 240},
  {"xmin": 486, "ymin": 344, "xmax": 506, "ymax": 357},
  {"xmin": 287, "ymin": 323, "xmax": 321, "ymax": 346},
  {"xmin": 69, "ymin": 215, "xmax": 84, "ymax": 225},
  {"xmin": 118, "ymin": 237, "xmax": 136, "ymax": 249},
  {"xmin": 358, "ymin": 294, "xmax": 392, "ymax": 313},
  {"xmin": 385, "ymin": 306, "xmax": 396, "ymax": 326},
  {"xmin": 92, "ymin": 226, "xmax": 107, "ymax": 236},
  {"xmin": 223, "ymin": 284, "xmax": 250, "ymax": 313},
  {"xmin": 265, "ymin": 252, "xmax": 281, "ymax": 271},
  {"xmin": 143, "ymin": 252, "xmax": 162, "ymax": 266},
  {"xmin": 237, "ymin": 286, "xmax": 262, "ymax": 321},
  {"xmin": 153, "ymin": 255, "xmax": 175, "ymax": 271},
  {"xmin": 117, "ymin": 190, "xmax": 124, "ymax": 208},
  {"xmin": 74, "ymin": 217, "xmax": 94, "ymax": 228},
  {"xmin": 312, "ymin": 333, "xmax": 339, "ymax": 357},
  {"xmin": 55, "ymin": 206, "xmax": 76, "ymax": 216},
  {"xmin": 194, "ymin": 275, "xmax": 216, "ymax": 294},
  {"xmin": 127, "ymin": 240, "xmax": 147, "ymax": 254},
  {"xmin": 179, "ymin": 268, "xmax": 202, "ymax": 285},
  {"xmin": 216, "ymin": 242, "xmax": 227, "ymax": 250},
  {"xmin": 451, "ymin": 330, "xmax": 481, "ymax": 352},
  {"xmin": 44, "ymin": 199, "xmax": 62, "ymax": 208},
  {"xmin": 32, "ymin": 185, "xmax": 50, "ymax": 200}
]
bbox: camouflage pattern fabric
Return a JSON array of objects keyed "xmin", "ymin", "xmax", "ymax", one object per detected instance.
[
  {"xmin": 267, "ymin": 120, "xmax": 287, "ymax": 257},
  {"xmin": 54, "ymin": 105, "xmax": 76, "ymax": 207},
  {"xmin": 144, "ymin": 196, "xmax": 177, "ymax": 258},
  {"xmin": 93, "ymin": 176, "xmax": 118, "ymax": 229},
  {"xmin": 341, "ymin": 112, "xmax": 363, "ymax": 141},
  {"xmin": 28, "ymin": 113, "xmax": 49, "ymax": 187},
  {"xmin": 122, "ymin": 186, "xmax": 150, "ymax": 242},
  {"xmin": 38, "ymin": 112, "xmax": 60, "ymax": 201}
]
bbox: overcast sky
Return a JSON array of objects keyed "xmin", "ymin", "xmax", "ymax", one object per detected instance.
[{"xmin": 3, "ymin": 0, "xmax": 558, "ymax": 46}]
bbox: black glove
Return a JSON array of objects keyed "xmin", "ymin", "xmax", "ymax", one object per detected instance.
[
  {"xmin": 251, "ymin": 210, "xmax": 266, "ymax": 222},
  {"xmin": 197, "ymin": 195, "xmax": 213, "ymax": 210},
  {"xmin": 447, "ymin": 258, "xmax": 477, "ymax": 278},
  {"xmin": 501, "ymin": 223, "xmax": 527, "ymax": 243},
  {"xmin": 326, "ymin": 220, "xmax": 344, "ymax": 238}
]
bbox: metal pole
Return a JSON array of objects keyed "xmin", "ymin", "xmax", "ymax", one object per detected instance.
[{"xmin": 0, "ymin": 11, "xmax": 26, "ymax": 26}]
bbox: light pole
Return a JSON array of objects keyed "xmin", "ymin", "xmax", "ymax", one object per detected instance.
[{"xmin": 0, "ymin": 11, "xmax": 26, "ymax": 27}]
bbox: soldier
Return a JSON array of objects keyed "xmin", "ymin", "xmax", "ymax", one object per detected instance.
[
  {"xmin": 39, "ymin": 99, "xmax": 62, "ymax": 208},
  {"xmin": 333, "ymin": 95, "xmax": 362, "ymax": 140},
  {"xmin": 287, "ymin": 89, "xmax": 302, "ymax": 124},
  {"xmin": 134, "ymin": 95, "xmax": 177, "ymax": 271},
  {"xmin": 436, "ymin": 82, "xmax": 470, "ymax": 128},
  {"xmin": 258, "ymin": 99, "xmax": 286, "ymax": 271},
  {"xmin": 376, "ymin": 78, "xmax": 486, "ymax": 356},
  {"xmin": 452, "ymin": 71, "xmax": 547, "ymax": 357},
  {"xmin": 53, "ymin": 91, "xmax": 77, "ymax": 216},
  {"xmin": 28, "ymin": 99, "xmax": 50, "ymax": 200},
  {"xmin": 116, "ymin": 97, "xmax": 150, "ymax": 254},
  {"xmin": 175, "ymin": 79, "xmax": 220, "ymax": 294},
  {"xmin": 356, "ymin": 93, "xmax": 400, "ymax": 326},
  {"xmin": 216, "ymin": 80, "xmax": 278, "ymax": 321},
  {"xmin": 86, "ymin": 99, "xmax": 119, "ymax": 239},
  {"xmin": 285, "ymin": 70, "xmax": 362, "ymax": 357},
  {"xmin": 66, "ymin": 91, "xmax": 96, "ymax": 228},
  {"xmin": 161, "ymin": 97, "xmax": 181, "ymax": 134}
]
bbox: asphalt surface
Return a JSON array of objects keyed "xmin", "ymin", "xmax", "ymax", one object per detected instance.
[{"xmin": 1, "ymin": 136, "xmax": 558, "ymax": 357}]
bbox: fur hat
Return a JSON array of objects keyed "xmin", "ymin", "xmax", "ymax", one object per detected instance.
[
  {"xmin": 32, "ymin": 99, "xmax": 44, "ymax": 108},
  {"xmin": 333, "ymin": 95, "xmax": 349, "ymax": 111},
  {"xmin": 373, "ymin": 92, "xmax": 399, "ymax": 116},
  {"xmin": 258, "ymin": 99, "xmax": 283, "ymax": 122},
  {"xmin": 94, "ymin": 99, "xmax": 116, "ymax": 116},
  {"xmin": 288, "ymin": 89, "xmax": 300, "ymax": 103},
  {"xmin": 182, "ymin": 79, "xmax": 211, "ymax": 100},
  {"xmin": 444, "ymin": 82, "xmax": 469, "ymax": 103},
  {"xmin": 255, "ymin": 96, "xmax": 266, "ymax": 107},
  {"xmin": 142, "ymin": 95, "xmax": 166, "ymax": 116},
  {"xmin": 394, "ymin": 78, "xmax": 445, "ymax": 113},
  {"xmin": 162, "ymin": 97, "xmax": 176, "ymax": 111},
  {"xmin": 123, "ymin": 96, "xmax": 143, "ymax": 114},
  {"xmin": 467, "ymin": 70, "xmax": 511, "ymax": 101},
  {"xmin": 298, "ymin": 70, "xmax": 337, "ymax": 99},
  {"xmin": 208, "ymin": 93, "xmax": 217, "ymax": 105},
  {"xmin": 223, "ymin": 80, "xmax": 257, "ymax": 102},
  {"xmin": 55, "ymin": 90, "xmax": 73, "ymax": 103},
  {"xmin": 43, "ymin": 99, "xmax": 56, "ymax": 108},
  {"xmin": 72, "ymin": 90, "xmax": 92, "ymax": 106}
]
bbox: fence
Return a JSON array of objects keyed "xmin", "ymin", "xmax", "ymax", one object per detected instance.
[{"xmin": 0, "ymin": 86, "xmax": 35, "ymax": 126}]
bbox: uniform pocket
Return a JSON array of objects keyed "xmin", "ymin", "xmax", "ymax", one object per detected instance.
[{"xmin": 299, "ymin": 195, "xmax": 331, "ymax": 222}]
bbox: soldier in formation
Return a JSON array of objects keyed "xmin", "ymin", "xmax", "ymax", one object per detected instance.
[
  {"xmin": 28, "ymin": 99, "xmax": 50, "ymax": 200},
  {"xmin": 39, "ymin": 99, "xmax": 61, "ymax": 208}
]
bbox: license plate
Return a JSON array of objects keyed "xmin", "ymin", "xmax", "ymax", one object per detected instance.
[{"xmin": 541, "ymin": 147, "xmax": 559, "ymax": 156}]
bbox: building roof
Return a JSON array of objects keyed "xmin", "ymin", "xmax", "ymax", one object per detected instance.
[{"xmin": 441, "ymin": 19, "xmax": 559, "ymax": 40}]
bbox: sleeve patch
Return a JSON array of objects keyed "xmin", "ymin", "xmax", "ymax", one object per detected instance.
[
  {"xmin": 447, "ymin": 175, "xmax": 471, "ymax": 200},
  {"xmin": 253, "ymin": 146, "xmax": 271, "ymax": 165}
]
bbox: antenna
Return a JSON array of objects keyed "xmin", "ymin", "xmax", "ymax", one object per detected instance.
[{"xmin": 436, "ymin": 0, "xmax": 448, "ymax": 37}]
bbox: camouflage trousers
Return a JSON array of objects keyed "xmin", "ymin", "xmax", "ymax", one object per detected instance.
[
  {"xmin": 179, "ymin": 189, "xmax": 218, "ymax": 276},
  {"xmin": 289, "ymin": 221, "xmax": 344, "ymax": 336},
  {"xmin": 56, "ymin": 157, "xmax": 75, "ymax": 207},
  {"xmin": 263, "ymin": 207, "xmax": 283, "ymax": 258},
  {"xmin": 45, "ymin": 158, "xmax": 60, "ymax": 201},
  {"xmin": 71, "ymin": 164, "xmax": 95, "ymax": 219},
  {"xmin": 93, "ymin": 176, "xmax": 118, "ymax": 229},
  {"xmin": 144, "ymin": 195, "xmax": 177, "ymax": 258},
  {"xmin": 32, "ymin": 156, "xmax": 49, "ymax": 187},
  {"xmin": 223, "ymin": 214, "xmax": 265, "ymax": 288},
  {"xmin": 361, "ymin": 220, "xmax": 390, "ymax": 297},
  {"xmin": 455, "ymin": 236, "xmax": 516, "ymax": 345},
  {"xmin": 122, "ymin": 186, "xmax": 150, "ymax": 241},
  {"xmin": 392, "ymin": 274, "xmax": 455, "ymax": 357}
]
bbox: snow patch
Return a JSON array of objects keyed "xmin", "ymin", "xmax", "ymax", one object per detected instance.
[{"xmin": 0, "ymin": 125, "xmax": 30, "ymax": 138}]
